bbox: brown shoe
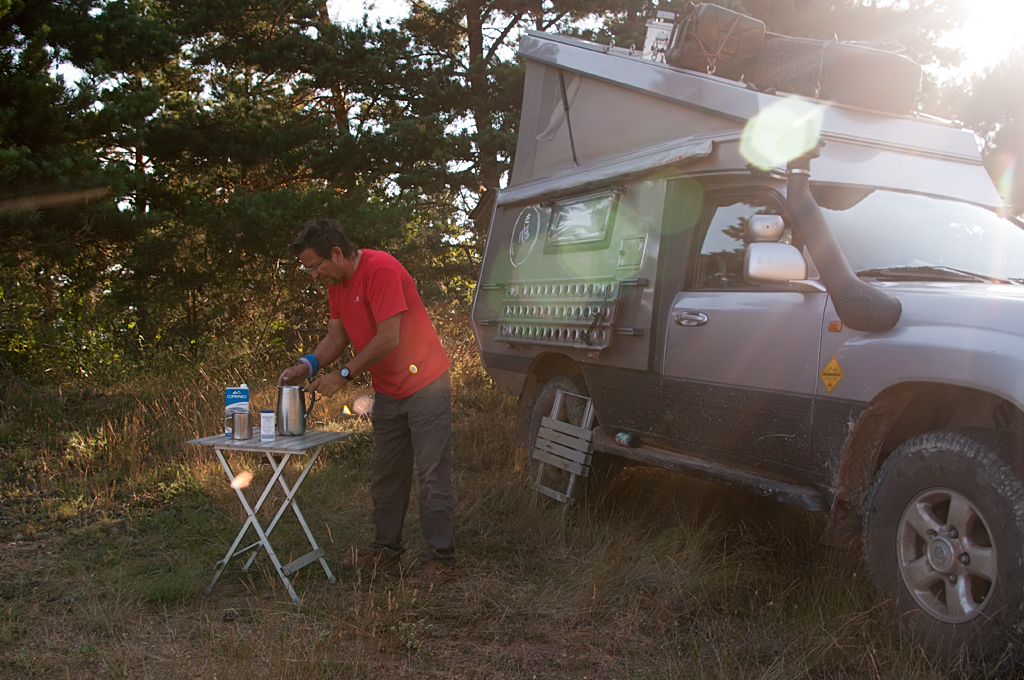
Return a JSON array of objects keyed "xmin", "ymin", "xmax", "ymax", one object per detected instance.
[
  {"xmin": 341, "ymin": 548, "xmax": 401, "ymax": 570},
  {"xmin": 409, "ymin": 558, "xmax": 456, "ymax": 587}
]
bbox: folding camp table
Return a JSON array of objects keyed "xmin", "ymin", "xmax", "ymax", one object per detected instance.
[{"xmin": 187, "ymin": 430, "xmax": 352, "ymax": 604}]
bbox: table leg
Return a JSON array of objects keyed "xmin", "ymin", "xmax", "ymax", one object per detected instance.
[
  {"xmin": 230, "ymin": 475, "xmax": 301, "ymax": 604},
  {"xmin": 241, "ymin": 451, "xmax": 294, "ymax": 570},
  {"xmin": 209, "ymin": 448, "xmax": 293, "ymax": 574},
  {"xmin": 205, "ymin": 448, "xmax": 302, "ymax": 604},
  {"xmin": 271, "ymin": 447, "xmax": 336, "ymax": 583},
  {"xmin": 242, "ymin": 447, "xmax": 336, "ymax": 583},
  {"xmin": 238, "ymin": 452, "xmax": 295, "ymax": 570},
  {"xmin": 204, "ymin": 449, "xmax": 248, "ymax": 597}
]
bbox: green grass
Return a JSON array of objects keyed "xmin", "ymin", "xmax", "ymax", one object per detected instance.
[{"xmin": 0, "ymin": 330, "xmax": 984, "ymax": 679}]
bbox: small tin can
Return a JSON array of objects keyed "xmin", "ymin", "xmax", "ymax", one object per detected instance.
[{"xmin": 615, "ymin": 432, "xmax": 639, "ymax": 448}]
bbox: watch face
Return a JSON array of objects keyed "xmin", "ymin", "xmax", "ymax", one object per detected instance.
[{"xmin": 341, "ymin": 368, "xmax": 350, "ymax": 379}]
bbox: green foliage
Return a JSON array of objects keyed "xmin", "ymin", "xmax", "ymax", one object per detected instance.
[
  {"xmin": 0, "ymin": 0, "xmax": 1019, "ymax": 383},
  {"xmin": 1, "ymin": 0, "xmax": 443, "ymax": 376}
]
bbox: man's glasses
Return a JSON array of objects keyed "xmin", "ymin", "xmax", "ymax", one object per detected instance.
[{"xmin": 300, "ymin": 256, "xmax": 326, "ymax": 274}]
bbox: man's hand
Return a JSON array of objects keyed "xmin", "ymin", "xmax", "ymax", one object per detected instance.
[
  {"xmin": 278, "ymin": 363, "xmax": 309, "ymax": 386},
  {"xmin": 309, "ymin": 371, "xmax": 347, "ymax": 399}
]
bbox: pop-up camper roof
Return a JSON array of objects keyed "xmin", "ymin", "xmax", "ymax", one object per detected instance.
[{"xmin": 503, "ymin": 30, "xmax": 1000, "ymax": 208}]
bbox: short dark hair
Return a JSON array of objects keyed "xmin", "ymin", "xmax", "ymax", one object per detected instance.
[{"xmin": 287, "ymin": 219, "xmax": 358, "ymax": 259}]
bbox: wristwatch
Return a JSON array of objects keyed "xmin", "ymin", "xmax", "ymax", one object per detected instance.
[{"xmin": 339, "ymin": 366, "xmax": 352, "ymax": 381}]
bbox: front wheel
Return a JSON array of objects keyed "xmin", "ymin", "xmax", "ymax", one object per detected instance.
[
  {"xmin": 527, "ymin": 376, "xmax": 622, "ymax": 498},
  {"xmin": 862, "ymin": 430, "xmax": 1024, "ymax": 666}
]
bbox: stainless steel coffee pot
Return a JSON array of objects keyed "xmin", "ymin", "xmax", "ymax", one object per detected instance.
[{"xmin": 276, "ymin": 385, "xmax": 318, "ymax": 436}]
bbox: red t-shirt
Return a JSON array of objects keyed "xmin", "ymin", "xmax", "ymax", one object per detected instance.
[{"xmin": 328, "ymin": 249, "xmax": 449, "ymax": 399}]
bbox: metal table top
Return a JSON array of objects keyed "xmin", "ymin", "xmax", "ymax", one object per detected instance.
[{"xmin": 187, "ymin": 430, "xmax": 352, "ymax": 454}]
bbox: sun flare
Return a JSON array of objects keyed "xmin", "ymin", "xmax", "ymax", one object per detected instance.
[{"xmin": 940, "ymin": 0, "xmax": 1024, "ymax": 74}]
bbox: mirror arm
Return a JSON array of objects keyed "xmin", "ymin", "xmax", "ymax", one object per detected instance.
[{"xmin": 789, "ymin": 279, "xmax": 827, "ymax": 293}]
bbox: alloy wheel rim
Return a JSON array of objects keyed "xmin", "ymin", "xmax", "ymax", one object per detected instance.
[{"xmin": 896, "ymin": 487, "xmax": 997, "ymax": 623}]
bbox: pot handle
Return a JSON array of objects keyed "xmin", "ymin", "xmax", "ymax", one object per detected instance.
[{"xmin": 304, "ymin": 389, "xmax": 319, "ymax": 419}]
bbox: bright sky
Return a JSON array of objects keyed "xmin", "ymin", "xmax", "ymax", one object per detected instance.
[
  {"xmin": 938, "ymin": 0, "xmax": 1024, "ymax": 78},
  {"xmin": 328, "ymin": 0, "xmax": 408, "ymax": 27},
  {"xmin": 329, "ymin": 0, "xmax": 1024, "ymax": 79}
]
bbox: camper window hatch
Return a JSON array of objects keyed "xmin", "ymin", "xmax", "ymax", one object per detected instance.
[{"xmin": 544, "ymin": 193, "xmax": 617, "ymax": 253}]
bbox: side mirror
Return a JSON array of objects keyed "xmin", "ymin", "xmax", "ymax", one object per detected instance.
[
  {"xmin": 745, "ymin": 242, "xmax": 807, "ymax": 284},
  {"xmin": 745, "ymin": 215, "xmax": 786, "ymax": 242}
]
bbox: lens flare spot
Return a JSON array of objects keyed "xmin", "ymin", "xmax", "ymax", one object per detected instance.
[
  {"xmin": 342, "ymin": 405, "xmax": 352, "ymax": 415},
  {"xmin": 409, "ymin": 364, "xmax": 418, "ymax": 374},
  {"xmin": 993, "ymin": 152, "xmax": 1017, "ymax": 206},
  {"xmin": 741, "ymin": 98, "xmax": 826, "ymax": 170},
  {"xmin": 353, "ymin": 395, "xmax": 374, "ymax": 415},
  {"xmin": 231, "ymin": 471, "xmax": 253, "ymax": 490}
]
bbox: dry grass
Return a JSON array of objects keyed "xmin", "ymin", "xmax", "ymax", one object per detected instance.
[{"xmin": 0, "ymin": 326, "xmax": 987, "ymax": 679}]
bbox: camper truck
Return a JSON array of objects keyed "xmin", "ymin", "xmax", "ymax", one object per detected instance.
[{"xmin": 470, "ymin": 14, "xmax": 1024, "ymax": 663}]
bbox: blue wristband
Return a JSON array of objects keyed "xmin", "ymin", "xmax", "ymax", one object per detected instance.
[{"xmin": 300, "ymin": 354, "xmax": 319, "ymax": 377}]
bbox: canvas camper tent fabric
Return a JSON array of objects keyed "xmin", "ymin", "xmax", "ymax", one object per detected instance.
[
  {"xmin": 509, "ymin": 60, "xmax": 734, "ymax": 189},
  {"xmin": 506, "ymin": 32, "xmax": 1000, "ymax": 210}
]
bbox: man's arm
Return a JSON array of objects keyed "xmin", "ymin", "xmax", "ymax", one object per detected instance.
[
  {"xmin": 308, "ymin": 312, "xmax": 401, "ymax": 398},
  {"xmin": 278, "ymin": 318, "xmax": 351, "ymax": 385}
]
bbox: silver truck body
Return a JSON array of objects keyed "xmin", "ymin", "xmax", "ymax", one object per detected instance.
[
  {"xmin": 472, "ymin": 26, "xmax": 1024, "ymax": 660},
  {"xmin": 472, "ymin": 27, "xmax": 1024, "ymax": 517}
]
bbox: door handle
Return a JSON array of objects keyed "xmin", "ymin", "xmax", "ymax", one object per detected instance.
[{"xmin": 674, "ymin": 311, "xmax": 708, "ymax": 326}]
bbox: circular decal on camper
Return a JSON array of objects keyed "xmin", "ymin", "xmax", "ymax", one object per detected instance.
[{"xmin": 510, "ymin": 206, "xmax": 541, "ymax": 267}]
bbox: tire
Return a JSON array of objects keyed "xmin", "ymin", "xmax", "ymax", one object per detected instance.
[
  {"xmin": 527, "ymin": 376, "xmax": 623, "ymax": 498},
  {"xmin": 862, "ymin": 430, "xmax": 1024, "ymax": 667}
]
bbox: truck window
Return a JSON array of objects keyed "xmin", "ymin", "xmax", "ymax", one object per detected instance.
[
  {"xmin": 818, "ymin": 189, "xmax": 1024, "ymax": 280},
  {"xmin": 694, "ymin": 195, "xmax": 790, "ymax": 289},
  {"xmin": 544, "ymin": 192, "xmax": 617, "ymax": 252}
]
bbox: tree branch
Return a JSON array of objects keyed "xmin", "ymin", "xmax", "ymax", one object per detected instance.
[
  {"xmin": 539, "ymin": 12, "xmax": 569, "ymax": 32},
  {"xmin": 485, "ymin": 12, "xmax": 525, "ymax": 64}
]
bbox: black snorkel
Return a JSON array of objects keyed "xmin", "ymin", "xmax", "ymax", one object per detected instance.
[{"xmin": 787, "ymin": 150, "xmax": 902, "ymax": 332}]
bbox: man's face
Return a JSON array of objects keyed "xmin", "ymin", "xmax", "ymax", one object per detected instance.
[{"xmin": 298, "ymin": 247, "xmax": 343, "ymax": 285}]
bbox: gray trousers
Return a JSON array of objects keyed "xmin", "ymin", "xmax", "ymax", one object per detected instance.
[{"xmin": 369, "ymin": 370, "xmax": 456, "ymax": 564}]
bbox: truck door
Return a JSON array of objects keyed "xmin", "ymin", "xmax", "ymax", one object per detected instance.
[{"xmin": 657, "ymin": 189, "xmax": 828, "ymax": 484}]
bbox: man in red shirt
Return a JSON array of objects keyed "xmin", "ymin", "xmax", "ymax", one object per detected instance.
[{"xmin": 278, "ymin": 219, "xmax": 456, "ymax": 585}]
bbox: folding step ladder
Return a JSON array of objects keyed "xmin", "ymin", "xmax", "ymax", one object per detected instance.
[{"xmin": 531, "ymin": 389, "xmax": 595, "ymax": 518}]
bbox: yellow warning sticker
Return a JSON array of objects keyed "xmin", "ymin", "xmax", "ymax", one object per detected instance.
[{"xmin": 821, "ymin": 356, "xmax": 844, "ymax": 393}]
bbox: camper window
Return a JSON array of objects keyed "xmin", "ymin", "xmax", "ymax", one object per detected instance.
[{"xmin": 544, "ymin": 192, "xmax": 617, "ymax": 253}]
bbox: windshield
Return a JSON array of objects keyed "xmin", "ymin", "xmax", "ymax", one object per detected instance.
[{"xmin": 814, "ymin": 187, "xmax": 1024, "ymax": 281}]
